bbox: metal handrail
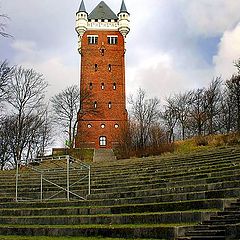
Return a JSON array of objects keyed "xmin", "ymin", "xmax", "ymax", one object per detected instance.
[{"xmin": 15, "ymin": 155, "xmax": 91, "ymax": 202}]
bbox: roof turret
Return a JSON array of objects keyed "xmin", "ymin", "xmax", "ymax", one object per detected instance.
[{"xmin": 88, "ymin": 1, "xmax": 118, "ymax": 20}]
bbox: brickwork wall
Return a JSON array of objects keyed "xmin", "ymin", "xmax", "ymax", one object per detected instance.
[{"xmin": 75, "ymin": 30, "xmax": 128, "ymax": 149}]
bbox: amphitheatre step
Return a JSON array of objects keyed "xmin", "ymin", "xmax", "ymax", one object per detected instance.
[
  {"xmin": 0, "ymin": 224, "xmax": 194, "ymax": 239},
  {"xmin": 186, "ymin": 229, "xmax": 225, "ymax": 236},
  {"xmin": 0, "ymin": 210, "xmax": 216, "ymax": 225},
  {"xmin": 0, "ymin": 199, "xmax": 225, "ymax": 216}
]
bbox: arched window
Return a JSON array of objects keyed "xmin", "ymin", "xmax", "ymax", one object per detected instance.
[
  {"xmin": 94, "ymin": 64, "xmax": 98, "ymax": 71},
  {"xmin": 94, "ymin": 101, "xmax": 97, "ymax": 109},
  {"xmin": 108, "ymin": 64, "xmax": 112, "ymax": 72},
  {"xmin": 108, "ymin": 102, "xmax": 112, "ymax": 109},
  {"xmin": 113, "ymin": 83, "xmax": 116, "ymax": 90},
  {"xmin": 101, "ymin": 83, "xmax": 105, "ymax": 90},
  {"xmin": 89, "ymin": 82, "xmax": 93, "ymax": 90},
  {"xmin": 99, "ymin": 136, "xmax": 107, "ymax": 147}
]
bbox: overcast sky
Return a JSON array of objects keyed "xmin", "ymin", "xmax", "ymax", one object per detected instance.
[{"xmin": 1, "ymin": 0, "xmax": 240, "ymax": 102}]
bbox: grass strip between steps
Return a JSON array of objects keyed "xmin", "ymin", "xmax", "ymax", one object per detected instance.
[
  {"xmin": 0, "ymin": 223, "xmax": 196, "ymax": 228},
  {"xmin": 0, "ymin": 209, "xmax": 219, "ymax": 219},
  {"xmin": 0, "ymin": 198, "xmax": 234, "ymax": 211},
  {"xmin": 0, "ymin": 236, "xmax": 165, "ymax": 240}
]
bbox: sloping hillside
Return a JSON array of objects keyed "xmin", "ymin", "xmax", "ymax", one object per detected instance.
[{"xmin": 0, "ymin": 146, "xmax": 240, "ymax": 239}]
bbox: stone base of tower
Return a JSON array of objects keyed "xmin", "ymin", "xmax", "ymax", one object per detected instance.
[{"xmin": 75, "ymin": 119, "xmax": 126, "ymax": 150}]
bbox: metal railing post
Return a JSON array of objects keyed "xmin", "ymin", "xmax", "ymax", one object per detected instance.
[
  {"xmin": 40, "ymin": 173, "xmax": 43, "ymax": 202},
  {"xmin": 88, "ymin": 166, "xmax": 91, "ymax": 195},
  {"xmin": 15, "ymin": 163, "xmax": 19, "ymax": 202},
  {"xmin": 66, "ymin": 156, "xmax": 70, "ymax": 201}
]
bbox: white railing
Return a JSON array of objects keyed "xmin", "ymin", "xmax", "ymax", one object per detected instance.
[{"xmin": 15, "ymin": 155, "xmax": 91, "ymax": 202}]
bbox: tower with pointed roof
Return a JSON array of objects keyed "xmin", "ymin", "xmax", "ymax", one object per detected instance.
[{"xmin": 75, "ymin": 0, "xmax": 130, "ymax": 149}]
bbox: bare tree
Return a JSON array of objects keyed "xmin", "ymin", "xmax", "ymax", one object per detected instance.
[
  {"xmin": 226, "ymin": 74, "xmax": 240, "ymax": 132},
  {"xmin": 174, "ymin": 91, "xmax": 192, "ymax": 140},
  {"xmin": 189, "ymin": 88, "xmax": 208, "ymax": 136},
  {"xmin": 129, "ymin": 88, "xmax": 161, "ymax": 149},
  {"xmin": 0, "ymin": 60, "xmax": 13, "ymax": 105},
  {"xmin": 51, "ymin": 85, "xmax": 80, "ymax": 148},
  {"xmin": 205, "ymin": 77, "xmax": 222, "ymax": 135},
  {"xmin": 0, "ymin": 13, "xmax": 12, "ymax": 38},
  {"xmin": 6, "ymin": 66, "xmax": 48, "ymax": 162},
  {"xmin": 161, "ymin": 98, "xmax": 178, "ymax": 143},
  {"xmin": 0, "ymin": 116, "xmax": 12, "ymax": 170}
]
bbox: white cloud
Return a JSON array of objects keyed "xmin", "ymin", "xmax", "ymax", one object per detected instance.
[
  {"xmin": 183, "ymin": 0, "xmax": 240, "ymax": 37},
  {"xmin": 11, "ymin": 40, "xmax": 78, "ymax": 99},
  {"xmin": 213, "ymin": 23, "xmax": 240, "ymax": 79},
  {"xmin": 126, "ymin": 51, "xmax": 210, "ymax": 101}
]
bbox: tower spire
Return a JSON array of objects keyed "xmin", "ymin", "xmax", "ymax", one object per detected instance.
[
  {"xmin": 78, "ymin": 0, "xmax": 87, "ymax": 13},
  {"xmin": 120, "ymin": 0, "xmax": 129, "ymax": 14}
]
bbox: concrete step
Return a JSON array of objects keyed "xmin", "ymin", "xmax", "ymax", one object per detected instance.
[
  {"xmin": 186, "ymin": 229, "xmax": 225, "ymax": 236},
  {"xmin": 0, "ymin": 224, "xmax": 190, "ymax": 239},
  {"xmin": 93, "ymin": 149, "xmax": 116, "ymax": 162}
]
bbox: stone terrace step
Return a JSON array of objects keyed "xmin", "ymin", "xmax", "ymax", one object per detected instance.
[
  {"xmin": 0, "ymin": 224, "xmax": 193, "ymax": 239},
  {"xmin": 0, "ymin": 199, "xmax": 227, "ymax": 216},
  {"xmin": 0, "ymin": 146, "xmax": 240, "ymax": 239}
]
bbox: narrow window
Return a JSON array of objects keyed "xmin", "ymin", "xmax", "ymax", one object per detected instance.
[
  {"xmin": 113, "ymin": 83, "xmax": 116, "ymax": 90},
  {"xmin": 95, "ymin": 64, "xmax": 98, "ymax": 71},
  {"xmin": 101, "ymin": 48, "xmax": 105, "ymax": 56},
  {"xmin": 108, "ymin": 102, "xmax": 112, "ymax": 109},
  {"xmin": 87, "ymin": 124, "xmax": 92, "ymax": 128},
  {"xmin": 89, "ymin": 82, "xmax": 93, "ymax": 90},
  {"xmin": 88, "ymin": 35, "xmax": 98, "ymax": 45},
  {"xmin": 115, "ymin": 124, "xmax": 119, "ymax": 129},
  {"xmin": 108, "ymin": 64, "xmax": 112, "ymax": 72},
  {"xmin": 101, "ymin": 124, "xmax": 105, "ymax": 129},
  {"xmin": 101, "ymin": 83, "xmax": 105, "ymax": 90},
  {"xmin": 94, "ymin": 101, "xmax": 97, "ymax": 109},
  {"xmin": 108, "ymin": 36, "xmax": 118, "ymax": 45}
]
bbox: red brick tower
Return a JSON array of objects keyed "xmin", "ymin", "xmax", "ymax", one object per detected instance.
[{"xmin": 75, "ymin": 0, "xmax": 130, "ymax": 149}]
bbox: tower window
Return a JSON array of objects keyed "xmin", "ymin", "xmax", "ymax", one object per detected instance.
[
  {"xmin": 88, "ymin": 35, "xmax": 98, "ymax": 45},
  {"xmin": 89, "ymin": 82, "xmax": 93, "ymax": 90},
  {"xmin": 99, "ymin": 136, "xmax": 107, "ymax": 147},
  {"xmin": 87, "ymin": 124, "xmax": 92, "ymax": 128},
  {"xmin": 115, "ymin": 124, "xmax": 119, "ymax": 129},
  {"xmin": 95, "ymin": 64, "xmax": 98, "ymax": 71},
  {"xmin": 108, "ymin": 36, "xmax": 118, "ymax": 45},
  {"xmin": 94, "ymin": 101, "xmax": 97, "ymax": 109},
  {"xmin": 101, "ymin": 83, "xmax": 105, "ymax": 90},
  {"xmin": 101, "ymin": 124, "xmax": 105, "ymax": 129},
  {"xmin": 108, "ymin": 102, "xmax": 112, "ymax": 109},
  {"xmin": 108, "ymin": 64, "xmax": 112, "ymax": 72},
  {"xmin": 113, "ymin": 83, "xmax": 116, "ymax": 90}
]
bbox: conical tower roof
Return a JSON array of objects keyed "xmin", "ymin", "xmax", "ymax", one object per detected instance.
[
  {"xmin": 78, "ymin": 0, "xmax": 87, "ymax": 13},
  {"xmin": 88, "ymin": 1, "xmax": 118, "ymax": 20},
  {"xmin": 120, "ymin": 0, "xmax": 128, "ymax": 13}
]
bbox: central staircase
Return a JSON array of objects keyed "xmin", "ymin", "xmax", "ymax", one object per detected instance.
[
  {"xmin": 0, "ymin": 146, "xmax": 240, "ymax": 239},
  {"xmin": 93, "ymin": 148, "xmax": 116, "ymax": 162}
]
